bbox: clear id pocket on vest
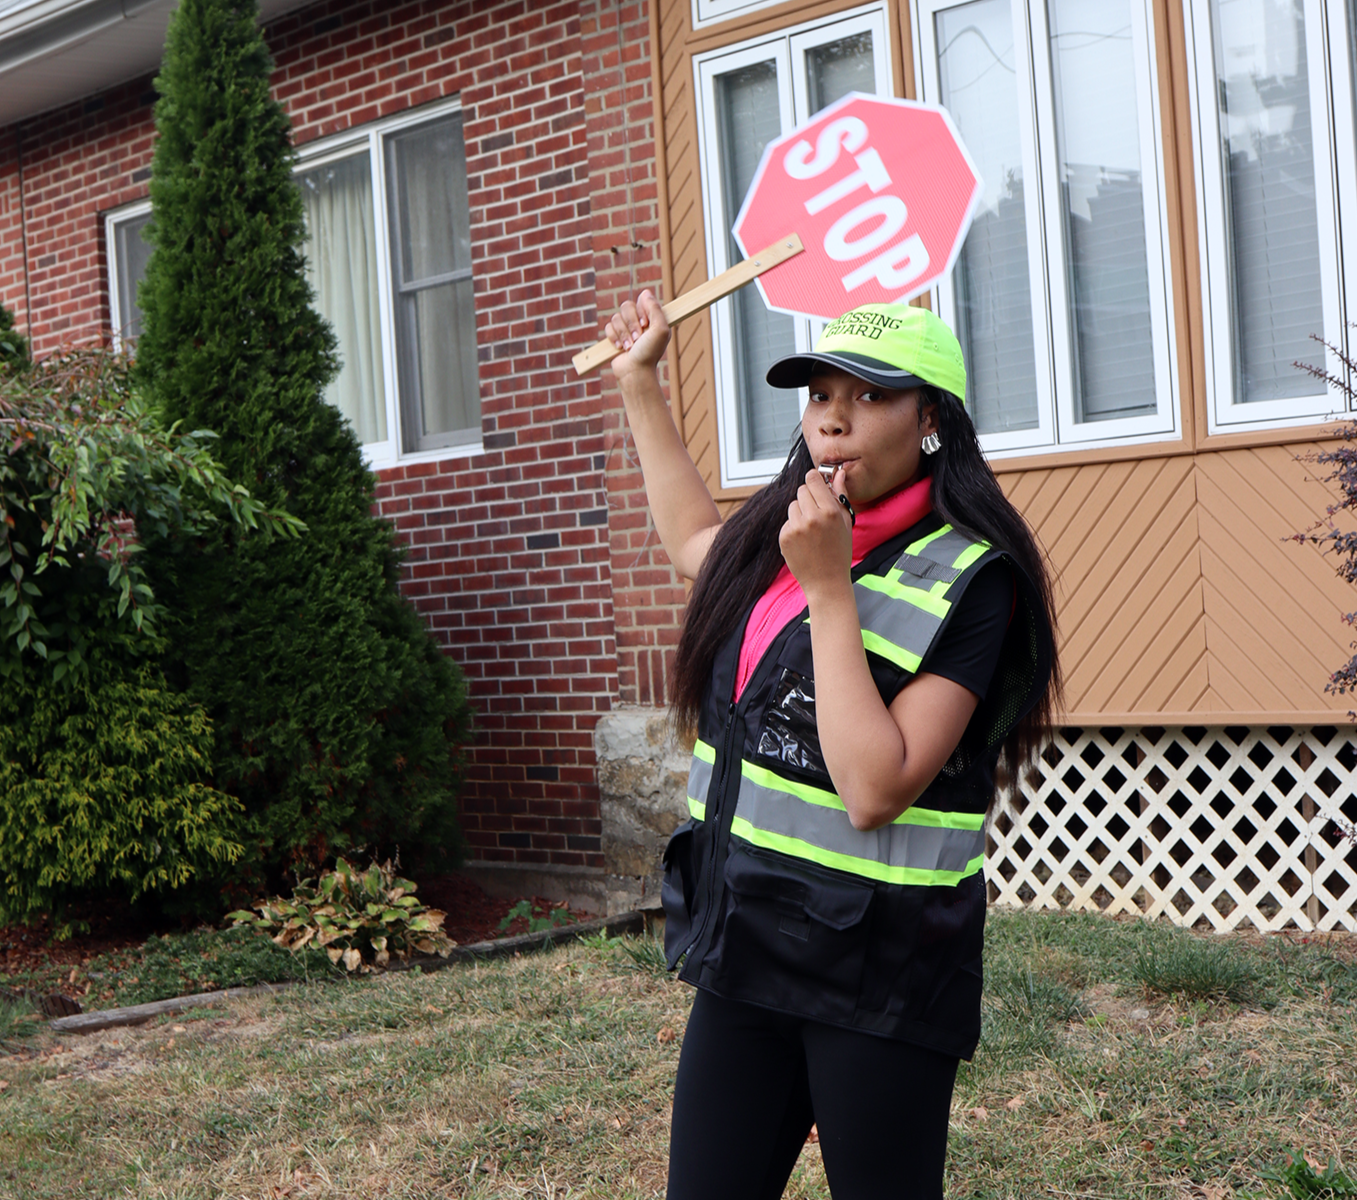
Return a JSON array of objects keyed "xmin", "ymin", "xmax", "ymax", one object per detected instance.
[{"xmin": 753, "ymin": 668, "xmax": 830, "ymax": 779}]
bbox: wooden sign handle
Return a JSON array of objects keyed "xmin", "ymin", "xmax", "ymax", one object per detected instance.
[{"xmin": 572, "ymin": 233, "xmax": 804, "ymax": 376}]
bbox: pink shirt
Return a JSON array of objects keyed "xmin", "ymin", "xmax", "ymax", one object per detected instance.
[{"xmin": 733, "ymin": 476, "xmax": 934, "ymax": 700}]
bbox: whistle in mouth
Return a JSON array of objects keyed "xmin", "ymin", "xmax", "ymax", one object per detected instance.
[{"xmin": 817, "ymin": 463, "xmax": 837, "ymax": 486}]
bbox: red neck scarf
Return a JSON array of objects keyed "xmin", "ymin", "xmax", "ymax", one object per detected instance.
[{"xmin": 733, "ymin": 476, "xmax": 933, "ymax": 700}]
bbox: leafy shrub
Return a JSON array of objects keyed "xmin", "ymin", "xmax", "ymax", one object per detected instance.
[
  {"xmin": 0, "ymin": 347, "xmax": 299, "ymax": 682},
  {"xmin": 229, "ymin": 858, "xmax": 455, "ymax": 972},
  {"xmin": 0, "ymin": 347, "xmax": 299, "ymax": 933},
  {"xmin": 136, "ymin": 0, "xmax": 473, "ymax": 884},
  {"xmin": 0, "ymin": 654, "xmax": 243, "ymax": 935}
]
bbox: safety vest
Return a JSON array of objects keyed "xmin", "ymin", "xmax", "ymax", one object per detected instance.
[{"xmin": 662, "ymin": 514, "xmax": 1051, "ymax": 1057}]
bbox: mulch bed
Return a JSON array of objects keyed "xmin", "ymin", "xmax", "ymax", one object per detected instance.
[{"xmin": 0, "ymin": 872, "xmax": 582, "ymax": 994}]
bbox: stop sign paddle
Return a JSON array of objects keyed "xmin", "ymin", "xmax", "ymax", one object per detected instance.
[
  {"xmin": 573, "ymin": 91, "xmax": 980, "ymax": 375},
  {"xmin": 735, "ymin": 92, "xmax": 981, "ymax": 320}
]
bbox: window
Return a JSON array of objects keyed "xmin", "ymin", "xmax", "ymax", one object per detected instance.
[
  {"xmin": 104, "ymin": 99, "xmax": 480, "ymax": 466},
  {"xmin": 696, "ymin": 5, "xmax": 892, "ymax": 486},
  {"xmin": 1185, "ymin": 0, "xmax": 1357, "ymax": 431},
  {"xmin": 108, "ymin": 207, "xmax": 152, "ymax": 342},
  {"xmin": 693, "ymin": 0, "xmax": 790, "ymax": 30},
  {"xmin": 913, "ymin": 0, "xmax": 1178, "ymax": 456}
]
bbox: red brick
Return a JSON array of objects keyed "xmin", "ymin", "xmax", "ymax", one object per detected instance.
[{"xmin": 0, "ymin": 0, "xmax": 657, "ymax": 873}]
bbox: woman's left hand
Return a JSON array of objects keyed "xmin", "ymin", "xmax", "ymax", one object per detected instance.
[{"xmin": 779, "ymin": 467, "xmax": 854, "ymax": 598}]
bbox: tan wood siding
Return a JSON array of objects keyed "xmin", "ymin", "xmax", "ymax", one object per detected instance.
[{"xmin": 1005, "ymin": 447, "xmax": 1352, "ymax": 723}]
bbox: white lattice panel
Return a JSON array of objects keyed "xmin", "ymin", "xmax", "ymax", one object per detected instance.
[{"xmin": 989, "ymin": 726, "xmax": 1357, "ymax": 932}]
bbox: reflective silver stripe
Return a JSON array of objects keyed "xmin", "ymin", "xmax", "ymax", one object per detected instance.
[
  {"xmin": 733, "ymin": 761, "xmax": 985, "ymax": 883},
  {"xmin": 686, "ymin": 739, "xmax": 715, "ymax": 820},
  {"xmin": 851, "ymin": 525, "xmax": 992, "ymax": 674}
]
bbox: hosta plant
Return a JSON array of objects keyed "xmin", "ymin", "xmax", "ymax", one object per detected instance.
[{"xmin": 228, "ymin": 858, "xmax": 454, "ymax": 972}]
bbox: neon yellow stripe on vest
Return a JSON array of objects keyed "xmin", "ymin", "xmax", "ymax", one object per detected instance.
[
  {"xmin": 861, "ymin": 628, "xmax": 922, "ymax": 672},
  {"xmin": 730, "ymin": 817, "xmax": 984, "ymax": 886},
  {"xmin": 951, "ymin": 541, "xmax": 989, "ymax": 570},
  {"xmin": 905, "ymin": 524, "xmax": 953, "ymax": 555}
]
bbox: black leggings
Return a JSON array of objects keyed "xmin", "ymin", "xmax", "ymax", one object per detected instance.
[{"xmin": 667, "ymin": 989, "xmax": 959, "ymax": 1200}]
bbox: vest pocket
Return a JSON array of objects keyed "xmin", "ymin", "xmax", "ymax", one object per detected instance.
[
  {"xmin": 711, "ymin": 842, "xmax": 874, "ymax": 1023},
  {"xmin": 753, "ymin": 668, "xmax": 830, "ymax": 779},
  {"xmin": 661, "ymin": 819, "xmax": 698, "ymax": 969}
]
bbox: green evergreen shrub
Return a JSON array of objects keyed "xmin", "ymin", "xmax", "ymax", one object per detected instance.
[
  {"xmin": 0, "ymin": 304, "xmax": 28, "ymax": 371},
  {"xmin": 136, "ymin": 0, "xmax": 472, "ymax": 886},
  {"xmin": 0, "ymin": 653, "xmax": 243, "ymax": 936}
]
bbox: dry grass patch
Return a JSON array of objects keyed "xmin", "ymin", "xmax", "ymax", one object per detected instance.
[{"xmin": 0, "ymin": 915, "xmax": 1353, "ymax": 1199}]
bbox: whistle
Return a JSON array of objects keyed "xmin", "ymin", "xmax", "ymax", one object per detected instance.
[{"xmin": 817, "ymin": 463, "xmax": 837, "ymax": 486}]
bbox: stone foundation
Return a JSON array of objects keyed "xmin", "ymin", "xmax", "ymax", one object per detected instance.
[{"xmin": 593, "ymin": 705, "xmax": 691, "ymax": 914}]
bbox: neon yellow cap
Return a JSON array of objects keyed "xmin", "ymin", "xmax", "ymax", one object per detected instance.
[{"xmin": 766, "ymin": 303, "xmax": 966, "ymax": 403}]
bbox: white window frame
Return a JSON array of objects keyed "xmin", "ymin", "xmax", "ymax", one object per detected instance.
[
  {"xmin": 695, "ymin": 4, "xmax": 893, "ymax": 488},
  {"xmin": 104, "ymin": 96, "xmax": 480, "ymax": 470},
  {"xmin": 913, "ymin": 0, "xmax": 1180, "ymax": 459},
  {"xmin": 692, "ymin": 0, "xmax": 787, "ymax": 31},
  {"xmin": 1184, "ymin": 0, "xmax": 1357, "ymax": 433},
  {"xmin": 106, "ymin": 199, "xmax": 151, "ymax": 352}
]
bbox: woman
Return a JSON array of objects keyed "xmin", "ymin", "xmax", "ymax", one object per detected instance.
[{"xmin": 605, "ymin": 291, "xmax": 1058, "ymax": 1200}]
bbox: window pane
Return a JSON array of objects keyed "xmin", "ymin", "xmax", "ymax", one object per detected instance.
[
  {"xmin": 1210, "ymin": 0, "xmax": 1324, "ymax": 404},
  {"xmin": 716, "ymin": 60, "xmax": 799, "ymax": 461},
  {"xmin": 1048, "ymin": 0, "xmax": 1157, "ymax": 422},
  {"xmin": 936, "ymin": 0, "xmax": 1040, "ymax": 432},
  {"xmin": 298, "ymin": 152, "xmax": 388, "ymax": 446},
  {"xmin": 113, "ymin": 214, "xmax": 152, "ymax": 340},
  {"xmin": 386, "ymin": 113, "xmax": 480, "ymax": 450},
  {"xmin": 391, "ymin": 119, "xmax": 473, "ymax": 281},
  {"xmin": 397, "ymin": 279, "xmax": 479, "ymax": 440},
  {"xmin": 806, "ymin": 31, "xmax": 876, "ymax": 111}
]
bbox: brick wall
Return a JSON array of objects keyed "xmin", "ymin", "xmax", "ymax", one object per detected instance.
[
  {"xmin": 0, "ymin": 0, "xmax": 674, "ymax": 875},
  {"xmin": 580, "ymin": 0, "xmax": 686, "ymax": 710}
]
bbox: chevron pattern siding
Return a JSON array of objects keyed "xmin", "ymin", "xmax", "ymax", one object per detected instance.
[{"xmin": 1002, "ymin": 444, "xmax": 1354, "ymax": 721}]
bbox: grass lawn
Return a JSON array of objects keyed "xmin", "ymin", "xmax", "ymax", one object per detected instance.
[{"xmin": 0, "ymin": 910, "xmax": 1354, "ymax": 1199}]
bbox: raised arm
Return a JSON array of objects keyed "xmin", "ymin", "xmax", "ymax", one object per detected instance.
[{"xmin": 607, "ymin": 291, "xmax": 723, "ymax": 581}]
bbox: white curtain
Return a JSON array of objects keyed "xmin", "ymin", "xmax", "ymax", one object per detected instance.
[{"xmin": 298, "ymin": 153, "xmax": 387, "ymax": 447}]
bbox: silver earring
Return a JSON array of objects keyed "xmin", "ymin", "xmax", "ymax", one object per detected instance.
[{"xmin": 921, "ymin": 432, "xmax": 942, "ymax": 455}]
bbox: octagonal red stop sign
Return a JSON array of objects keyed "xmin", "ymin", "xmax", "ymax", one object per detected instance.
[{"xmin": 734, "ymin": 92, "xmax": 982, "ymax": 320}]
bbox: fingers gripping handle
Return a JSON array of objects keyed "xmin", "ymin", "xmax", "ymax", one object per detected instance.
[{"xmin": 571, "ymin": 234, "xmax": 804, "ymax": 377}]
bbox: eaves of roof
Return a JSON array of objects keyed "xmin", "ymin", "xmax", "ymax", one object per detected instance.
[{"xmin": 0, "ymin": 0, "xmax": 311, "ymax": 129}]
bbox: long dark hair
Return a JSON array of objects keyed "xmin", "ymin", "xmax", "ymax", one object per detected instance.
[{"xmin": 670, "ymin": 386, "xmax": 1062, "ymax": 782}]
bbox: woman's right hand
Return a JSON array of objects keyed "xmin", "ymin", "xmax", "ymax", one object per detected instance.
[{"xmin": 606, "ymin": 290, "xmax": 670, "ymax": 380}]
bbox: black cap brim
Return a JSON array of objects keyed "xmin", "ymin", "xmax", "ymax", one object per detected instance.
[{"xmin": 765, "ymin": 350, "xmax": 928, "ymax": 392}]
